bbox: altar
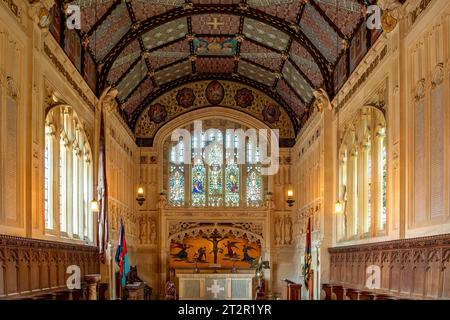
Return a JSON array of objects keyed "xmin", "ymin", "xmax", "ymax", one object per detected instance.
[{"xmin": 176, "ymin": 271, "xmax": 255, "ymax": 300}]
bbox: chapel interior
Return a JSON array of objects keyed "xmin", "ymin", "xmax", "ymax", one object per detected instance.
[{"xmin": 0, "ymin": 0, "xmax": 449, "ymax": 301}]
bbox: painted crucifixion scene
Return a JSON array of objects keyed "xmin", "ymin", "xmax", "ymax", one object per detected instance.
[{"xmin": 169, "ymin": 230, "xmax": 261, "ymax": 269}]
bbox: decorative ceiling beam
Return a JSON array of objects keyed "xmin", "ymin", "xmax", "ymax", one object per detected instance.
[
  {"xmin": 310, "ymin": 0, "xmax": 347, "ymax": 40},
  {"xmin": 129, "ymin": 73, "xmax": 300, "ymax": 134}
]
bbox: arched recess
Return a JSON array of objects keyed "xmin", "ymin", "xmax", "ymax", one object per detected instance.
[
  {"xmin": 153, "ymin": 106, "xmax": 275, "ymax": 163},
  {"xmin": 152, "ymin": 106, "xmax": 279, "ymax": 199},
  {"xmin": 43, "ymin": 104, "xmax": 94, "ymax": 241},
  {"xmin": 337, "ymin": 104, "xmax": 387, "ymax": 241}
]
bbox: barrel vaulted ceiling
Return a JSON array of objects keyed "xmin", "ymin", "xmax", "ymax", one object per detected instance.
[{"xmin": 63, "ymin": 0, "xmax": 376, "ymax": 136}]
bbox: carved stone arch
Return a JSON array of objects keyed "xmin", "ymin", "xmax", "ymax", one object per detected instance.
[{"xmin": 153, "ymin": 106, "xmax": 274, "ymax": 161}]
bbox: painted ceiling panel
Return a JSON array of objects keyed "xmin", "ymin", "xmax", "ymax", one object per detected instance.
[
  {"xmin": 72, "ymin": 0, "xmax": 115, "ymax": 33},
  {"xmin": 89, "ymin": 2, "xmax": 132, "ymax": 62},
  {"xmin": 116, "ymin": 58, "xmax": 148, "ymax": 102},
  {"xmin": 276, "ymin": 79, "xmax": 306, "ymax": 115},
  {"xmin": 299, "ymin": 2, "xmax": 341, "ymax": 63},
  {"xmin": 60, "ymin": 0, "xmax": 371, "ymax": 135},
  {"xmin": 142, "ymin": 18, "xmax": 188, "ymax": 50},
  {"xmin": 240, "ymin": 41, "xmax": 283, "ymax": 71},
  {"xmin": 248, "ymin": 0, "xmax": 302, "ymax": 23},
  {"xmin": 154, "ymin": 60, "xmax": 192, "ymax": 86},
  {"xmin": 122, "ymin": 77, "xmax": 154, "ymax": 115},
  {"xmin": 289, "ymin": 41, "xmax": 324, "ymax": 88},
  {"xmin": 148, "ymin": 40, "xmax": 191, "ymax": 70},
  {"xmin": 314, "ymin": 0, "xmax": 364, "ymax": 37},
  {"xmin": 193, "ymin": 36, "xmax": 238, "ymax": 56},
  {"xmin": 191, "ymin": 14, "xmax": 241, "ymax": 35},
  {"xmin": 282, "ymin": 60, "xmax": 314, "ymax": 103},
  {"xmin": 130, "ymin": 0, "xmax": 183, "ymax": 21},
  {"xmin": 238, "ymin": 61, "xmax": 276, "ymax": 87},
  {"xmin": 195, "ymin": 57, "xmax": 235, "ymax": 73},
  {"xmin": 243, "ymin": 18, "xmax": 290, "ymax": 52},
  {"xmin": 107, "ymin": 39, "xmax": 141, "ymax": 85}
]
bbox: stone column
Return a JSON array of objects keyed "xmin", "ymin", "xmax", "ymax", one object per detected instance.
[{"xmin": 84, "ymin": 274, "xmax": 101, "ymax": 300}]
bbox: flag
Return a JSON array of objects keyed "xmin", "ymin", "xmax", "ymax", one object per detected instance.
[
  {"xmin": 115, "ymin": 219, "xmax": 130, "ymax": 288},
  {"xmin": 303, "ymin": 216, "xmax": 312, "ymax": 291},
  {"xmin": 97, "ymin": 111, "xmax": 108, "ymax": 264}
]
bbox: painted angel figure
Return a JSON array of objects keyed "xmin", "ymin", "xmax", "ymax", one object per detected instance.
[{"xmin": 193, "ymin": 173, "xmax": 204, "ymax": 194}]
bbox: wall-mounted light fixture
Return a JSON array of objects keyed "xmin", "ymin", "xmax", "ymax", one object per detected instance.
[
  {"xmin": 91, "ymin": 200, "xmax": 99, "ymax": 213},
  {"xmin": 136, "ymin": 186, "xmax": 145, "ymax": 206},
  {"xmin": 286, "ymin": 188, "xmax": 295, "ymax": 207},
  {"xmin": 136, "ymin": 148, "xmax": 146, "ymax": 206}
]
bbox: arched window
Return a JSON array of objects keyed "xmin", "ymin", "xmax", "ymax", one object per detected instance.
[
  {"xmin": 44, "ymin": 107, "xmax": 94, "ymax": 242},
  {"xmin": 165, "ymin": 120, "xmax": 266, "ymax": 208},
  {"xmin": 338, "ymin": 107, "xmax": 387, "ymax": 240},
  {"xmin": 44, "ymin": 124, "xmax": 55, "ymax": 230}
]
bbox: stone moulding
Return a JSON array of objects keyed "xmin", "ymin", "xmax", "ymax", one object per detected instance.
[{"xmin": 329, "ymin": 233, "xmax": 450, "ymax": 253}]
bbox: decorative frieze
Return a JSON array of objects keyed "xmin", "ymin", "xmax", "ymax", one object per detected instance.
[
  {"xmin": 168, "ymin": 221, "xmax": 264, "ymax": 244},
  {"xmin": 43, "ymin": 42, "xmax": 95, "ymax": 110},
  {"xmin": 409, "ymin": 0, "xmax": 434, "ymax": 26},
  {"xmin": 336, "ymin": 46, "xmax": 388, "ymax": 111},
  {"xmin": 1, "ymin": 0, "xmax": 21, "ymax": 20}
]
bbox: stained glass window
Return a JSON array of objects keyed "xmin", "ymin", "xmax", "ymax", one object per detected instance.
[
  {"xmin": 44, "ymin": 133, "xmax": 52, "ymax": 229},
  {"xmin": 246, "ymin": 167, "xmax": 262, "ymax": 206},
  {"xmin": 381, "ymin": 137, "xmax": 387, "ymax": 229},
  {"xmin": 166, "ymin": 123, "xmax": 265, "ymax": 208},
  {"xmin": 366, "ymin": 139, "xmax": 372, "ymax": 233},
  {"xmin": 169, "ymin": 142, "xmax": 185, "ymax": 206},
  {"xmin": 59, "ymin": 138, "xmax": 67, "ymax": 232},
  {"xmin": 246, "ymin": 140, "xmax": 262, "ymax": 207},
  {"xmin": 207, "ymin": 141, "xmax": 223, "ymax": 207},
  {"xmin": 191, "ymin": 161, "xmax": 206, "ymax": 206}
]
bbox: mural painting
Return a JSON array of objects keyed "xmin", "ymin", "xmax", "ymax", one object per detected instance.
[
  {"xmin": 169, "ymin": 232, "xmax": 261, "ymax": 269},
  {"xmin": 176, "ymin": 87, "xmax": 196, "ymax": 108},
  {"xmin": 205, "ymin": 80, "xmax": 225, "ymax": 105},
  {"xmin": 193, "ymin": 37, "xmax": 238, "ymax": 56},
  {"xmin": 148, "ymin": 103, "xmax": 167, "ymax": 123},
  {"xmin": 234, "ymin": 88, "xmax": 254, "ymax": 108},
  {"xmin": 262, "ymin": 104, "xmax": 281, "ymax": 123}
]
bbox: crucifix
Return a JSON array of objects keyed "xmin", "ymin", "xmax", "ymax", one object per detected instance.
[
  {"xmin": 207, "ymin": 17, "xmax": 224, "ymax": 30},
  {"xmin": 203, "ymin": 230, "xmax": 227, "ymax": 264}
]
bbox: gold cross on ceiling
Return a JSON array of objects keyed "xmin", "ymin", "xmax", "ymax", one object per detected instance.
[{"xmin": 207, "ymin": 17, "xmax": 224, "ymax": 30}]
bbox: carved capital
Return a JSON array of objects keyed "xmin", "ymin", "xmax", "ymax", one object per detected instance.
[
  {"xmin": 414, "ymin": 78, "xmax": 426, "ymax": 101},
  {"xmin": 312, "ymin": 88, "xmax": 331, "ymax": 113},
  {"xmin": 98, "ymin": 86, "xmax": 119, "ymax": 113},
  {"xmin": 431, "ymin": 63, "xmax": 444, "ymax": 89},
  {"xmin": 6, "ymin": 76, "xmax": 19, "ymax": 100}
]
